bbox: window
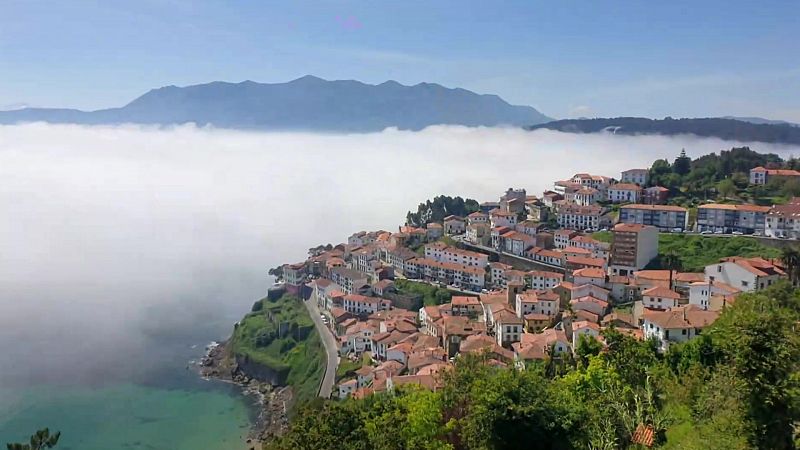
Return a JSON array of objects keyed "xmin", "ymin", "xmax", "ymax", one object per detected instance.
[
  {"xmin": 681, "ymin": 329, "xmax": 687, "ymax": 335},
  {"xmin": 742, "ymin": 280, "xmax": 749, "ymax": 288}
]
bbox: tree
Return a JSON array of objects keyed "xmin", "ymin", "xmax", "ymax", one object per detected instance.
[
  {"xmin": 716, "ymin": 178, "xmax": 737, "ymax": 199},
  {"xmin": 781, "ymin": 246, "xmax": 800, "ymax": 286},
  {"xmin": 662, "ymin": 251, "xmax": 682, "ymax": 290},
  {"xmin": 673, "ymin": 149, "xmax": 691, "ymax": 175},
  {"xmin": 6, "ymin": 429, "xmax": 61, "ymax": 450},
  {"xmin": 708, "ymin": 286, "xmax": 800, "ymax": 449}
]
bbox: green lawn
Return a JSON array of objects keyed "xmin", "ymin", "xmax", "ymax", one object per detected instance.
[{"xmin": 591, "ymin": 231, "xmax": 612, "ymax": 243}]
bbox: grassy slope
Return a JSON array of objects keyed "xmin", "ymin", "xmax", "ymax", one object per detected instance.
[
  {"xmin": 229, "ymin": 294, "xmax": 325, "ymax": 406},
  {"xmin": 654, "ymin": 234, "xmax": 780, "ymax": 272},
  {"xmin": 593, "ymin": 231, "xmax": 780, "ymax": 272}
]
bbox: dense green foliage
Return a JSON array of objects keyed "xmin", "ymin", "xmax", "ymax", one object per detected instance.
[
  {"xmin": 649, "ymin": 234, "xmax": 781, "ymax": 272},
  {"xmin": 6, "ymin": 429, "xmax": 60, "ymax": 450},
  {"xmin": 268, "ymin": 284, "xmax": 800, "ymax": 450},
  {"xmin": 648, "ymin": 147, "xmax": 785, "ymax": 204},
  {"xmin": 395, "ymin": 279, "xmax": 457, "ymax": 306},
  {"xmin": 528, "ymin": 117, "xmax": 800, "ymax": 145},
  {"xmin": 230, "ymin": 294, "xmax": 325, "ymax": 406},
  {"xmin": 406, "ymin": 195, "xmax": 480, "ymax": 227}
]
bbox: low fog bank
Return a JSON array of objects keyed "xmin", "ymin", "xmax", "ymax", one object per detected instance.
[{"xmin": 1, "ymin": 123, "xmax": 796, "ymax": 387}]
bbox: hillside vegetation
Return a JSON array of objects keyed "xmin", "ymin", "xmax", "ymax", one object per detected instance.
[
  {"xmin": 406, "ymin": 195, "xmax": 480, "ymax": 227},
  {"xmin": 528, "ymin": 117, "xmax": 800, "ymax": 145},
  {"xmin": 267, "ymin": 284, "xmax": 800, "ymax": 450},
  {"xmin": 229, "ymin": 294, "xmax": 325, "ymax": 406},
  {"xmin": 651, "ymin": 235, "xmax": 781, "ymax": 272}
]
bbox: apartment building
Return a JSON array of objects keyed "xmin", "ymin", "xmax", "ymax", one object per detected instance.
[{"xmin": 618, "ymin": 204, "xmax": 689, "ymax": 231}]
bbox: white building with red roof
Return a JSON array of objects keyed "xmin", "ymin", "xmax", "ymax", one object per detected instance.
[
  {"xmin": 704, "ymin": 257, "xmax": 785, "ymax": 292},
  {"xmin": 642, "ymin": 305, "xmax": 720, "ymax": 352}
]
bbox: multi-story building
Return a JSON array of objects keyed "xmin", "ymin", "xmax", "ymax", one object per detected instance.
[
  {"xmin": 574, "ymin": 187, "xmax": 602, "ymax": 206},
  {"xmin": 643, "ymin": 186, "xmax": 670, "ymax": 205},
  {"xmin": 696, "ymin": 204, "xmax": 770, "ymax": 234},
  {"xmin": 499, "ymin": 230, "xmax": 536, "ymax": 256},
  {"xmin": 556, "ymin": 203, "xmax": 605, "ymax": 231},
  {"xmin": 465, "ymin": 222, "xmax": 491, "ymax": 246},
  {"xmin": 500, "ymin": 188, "xmax": 527, "ymax": 213},
  {"xmin": 405, "ymin": 258, "xmax": 486, "ymax": 291},
  {"xmin": 621, "ymin": 168, "xmax": 649, "ymax": 186},
  {"xmin": 283, "ymin": 262, "xmax": 307, "ymax": 295},
  {"xmin": 466, "ymin": 211, "xmax": 489, "ymax": 226},
  {"xmin": 765, "ymin": 199, "xmax": 800, "ymax": 238},
  {"xmin": 609, "ymin": 223, "xmax": 658, "ymax": 276},
  {"xmin": 571, "ymin": 173, "xmax": 612, "ymax": 191},
  {"xmin": 443, "ymin": 215, "xmax": 466, "ymax": 235},
  {"xmin": 526, "ymin": 270, "xmax": 564, "ymax": 290},
  {"xmin": 329, "ymin": 266, "xmax": 370, "ymax": 294},
  {"xmin": 490, "ymin": 209, "xmax": 518, "ymax": 228},
  {"xmin": 554, "ymin": 229, "xmax": 580, "ymax": 249},
  {"xmin": 342, "ymin": 294, "xmax": 391, "ymax": 316},
  {"xmin": 424, "ymin": 242, "xmax": 488, "ymax": 267},
  {"xmin": 606, "ymin": 183, "xmax": 642, "ymax": 203},
  {"xmin": 749, "ymin": 166, "xmax": 800, "ymax": 185},
  {"xmin": 618, "ymin": 204, "xmax": 689, "ymax": 231}
]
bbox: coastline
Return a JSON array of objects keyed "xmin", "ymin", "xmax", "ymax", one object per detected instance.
[{"xmin": 198, "ymin": 341, "xmax": 293, "ymax": 449}]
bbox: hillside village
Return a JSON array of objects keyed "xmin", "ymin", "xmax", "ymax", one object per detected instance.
[{"xmin": 275, "ymin": 157, "xmax": 797, "ymax": 402}]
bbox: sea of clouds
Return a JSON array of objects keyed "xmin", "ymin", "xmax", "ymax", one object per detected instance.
[{"xmin": 1, "ymin": 123, "xmax": 797, "ymax": 387}]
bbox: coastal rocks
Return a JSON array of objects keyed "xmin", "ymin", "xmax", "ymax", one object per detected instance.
[
  {"xmin": 199, "ymin": 339, "xmax": 293, "ymax": 444},
  {"xmin": 234, "ymin": 354, "xmax": 289, "ymax": 386}
]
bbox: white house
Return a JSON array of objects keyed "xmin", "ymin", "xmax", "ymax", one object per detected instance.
[
  {"xmin": 642, "ymin": 305, "xmax": 720, "ymax": 352},
  {"xmin": 704, "ymin": 257, "xmax": 785, "ymax": 292},
  {"xmin": 571, "ymin": 321, "xmax": 601, "ymax": 350},
  {"xmin": 527, "ymin": 270, "xmax": 564, "ymax": 290},
  {"xmin": 606, "ymin": 183, "xmax": 642, "ymax": 203},
  {"xmin": 688, "ymin": 281, "xmax": 740, "ymax": 310},
  {"xmin": 572, "ymin": 267, "xmax": 606, "ymax": 287},
  {"xmin": 621, "ymin": 168, "xmax": 649, "ymax": 186},
  {"xmin": 490, "ymin": 209, "xmax": 518, "ymax": 228},
  {"xmin": 443, "ymin": 216, "xmax": 466, "ymax": 235},
  {"xmin": 641, "ymin": 286, "xmax": 681, "ymax": 310},
  {"xmin": 494, "ymin": 310, "xmax": 524, "ymax": 347}
]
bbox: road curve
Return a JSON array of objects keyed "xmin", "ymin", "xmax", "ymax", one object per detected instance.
[{"xmin": 303, "ymin": 297, "xmax": 339, "ymax": 398}]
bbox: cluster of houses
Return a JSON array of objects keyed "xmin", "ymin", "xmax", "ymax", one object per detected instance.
[
  {"xmin": 272, "ymin": 162, "xmax": 794, "ymax": 400},
  {"xmin": 281, "ymin": 224, "xmax": 784, "ymax": 400}
]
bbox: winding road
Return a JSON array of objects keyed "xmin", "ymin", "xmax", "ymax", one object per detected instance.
[{"xmin": 303, "ymin": 296, "xmax": 339, "ymax": 398}]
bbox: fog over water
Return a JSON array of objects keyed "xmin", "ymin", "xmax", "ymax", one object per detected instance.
[{"xmin": 1, "ymin": 123, "xmax": 798, "ymax": 390}]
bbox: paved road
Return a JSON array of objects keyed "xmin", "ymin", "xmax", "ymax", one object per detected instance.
[{"xmin": 303, "ymin": 296, "xmax": 339, "ymax": 398}]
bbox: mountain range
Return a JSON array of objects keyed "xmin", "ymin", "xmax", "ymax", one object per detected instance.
[
  {"xmin": 528, "ymin": 117, "xmax": 800, "ymax": 145},
  {"xmin": 0, "ymin": 76, "xmax": 551, "ymax": 132}
]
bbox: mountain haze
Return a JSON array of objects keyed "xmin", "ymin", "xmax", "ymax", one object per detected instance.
[{"xmin": 0, "ymin": 76, "xmax": 551, "ymax": 132}]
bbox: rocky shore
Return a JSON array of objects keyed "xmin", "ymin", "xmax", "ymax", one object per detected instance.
[{"xmin": 199, "ymin": 341, "xmax": 293, "ymax": 448}]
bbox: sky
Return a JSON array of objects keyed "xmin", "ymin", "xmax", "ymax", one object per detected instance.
[{"xmin": 1, "ymin": 0, "xmax": 799, "ymax": 121}]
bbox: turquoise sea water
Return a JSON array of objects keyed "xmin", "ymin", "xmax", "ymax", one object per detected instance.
[
  {"xmin": 0, "ymin": 304, "xmax": 261, "ymax": 449},
  {"xmin": 0, "ymin": 382, "xmax": 252, "ymax": 450}
]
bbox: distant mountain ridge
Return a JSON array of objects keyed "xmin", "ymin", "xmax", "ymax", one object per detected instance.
[
  {"xmin": 528, "ymin": 117, "xmax": 800, "ymax": 145},
  {"xmin": 0, "ymin": 76, "xmax": 551, "ymax": 132}
]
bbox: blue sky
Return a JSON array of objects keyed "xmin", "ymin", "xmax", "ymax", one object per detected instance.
[{"xmin": 2, "ymin": 0, "xmax": 799, "ymax": 120}]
